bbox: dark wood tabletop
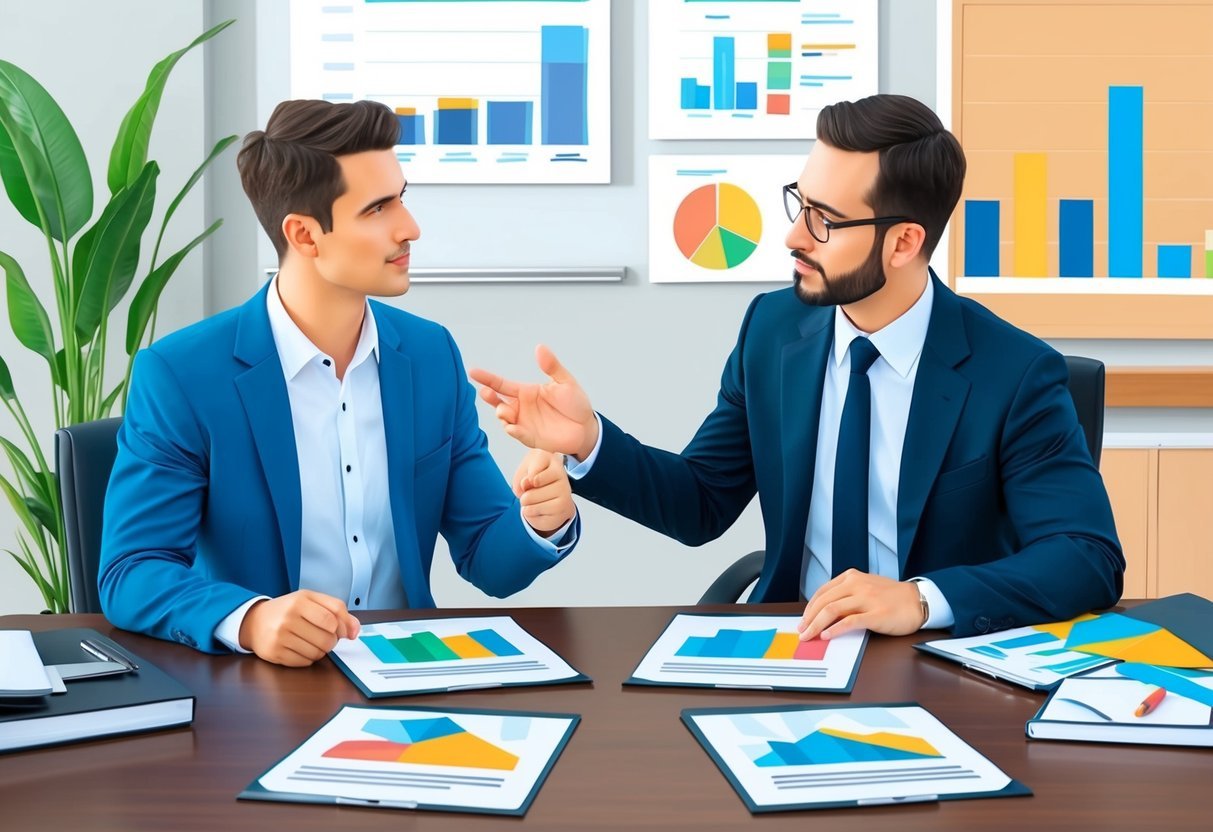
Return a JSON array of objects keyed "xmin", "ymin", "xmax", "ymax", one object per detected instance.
[{"xmin": 1, "ymin": 603, "xmax": 1208, "ymax": 831}]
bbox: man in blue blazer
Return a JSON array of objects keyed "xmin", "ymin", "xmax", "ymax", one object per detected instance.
[
  {"xmin": 100, "ymin": 100, "xmax": 579, "ymax": 665},
  {"xmin": 473, "ymin": 95, "xmax": 1123, "ymax": 639}
]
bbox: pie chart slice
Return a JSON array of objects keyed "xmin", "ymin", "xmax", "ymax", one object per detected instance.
[{"xmin": 673, "ymin": 182, "xmax": 762, "ymax": 270}]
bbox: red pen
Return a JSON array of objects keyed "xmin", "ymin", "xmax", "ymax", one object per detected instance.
[{"xmin": 1134, "ymin": 686, "xmax": 1166, "ymax": 717}]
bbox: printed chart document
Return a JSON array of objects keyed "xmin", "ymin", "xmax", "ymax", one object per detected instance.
[
  {"xmin": 914, "ymin": 618, "xmax": 1115, "ymax": 690},
  {"xmin": 241, "ymin": 705, "xmax": 578, "ymax": 816},
  {"xmin": 682, "ymin": 703, "xmax": 1030, "ymax": 813},
  {"xmin": 627, "ymin": 613, "xmax": 866, "ymax": 693},
  {"xmin": 1027, "ymin": 663, "xmax": 1213, "ymax": 747},
  {"xmin": 330, "ymin": 616, "xmax": 589, "ymax": 698}
]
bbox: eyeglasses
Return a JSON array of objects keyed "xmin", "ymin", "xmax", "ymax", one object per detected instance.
[{"xmin": 782, "ymin": 182, "xmax": 914, "ymax": 244}]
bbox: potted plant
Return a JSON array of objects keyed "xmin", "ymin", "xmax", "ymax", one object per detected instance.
[{"xmin": 0, "ymin": 19, "xmax": 237, "ymax": 612}]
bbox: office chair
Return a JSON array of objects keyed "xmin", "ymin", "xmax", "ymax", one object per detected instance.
[
  {"xmin": 55, "ymin": 417, "xmax": 123, "ymax": 613},
  {"xmin": 697, "ymin": 355, "xmax": 1107, "ymax": 604}
]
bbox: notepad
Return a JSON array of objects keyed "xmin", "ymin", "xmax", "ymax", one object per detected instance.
[
  {"xmin": 1027, "ymin": 663, "xmax": 1213, "ymax": 747},
  {"xmin": 0, "ymin": 631, "xmax": 52, "ymax": 698}
]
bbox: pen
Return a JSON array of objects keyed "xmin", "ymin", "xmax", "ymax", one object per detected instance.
[
  {"xmin": 1134, "ymin": 686, "xmax": 1166, "ymax": 717},
  {"xmin": 80, "ymin": 638, "xmax": 139, "ymax": 671}
]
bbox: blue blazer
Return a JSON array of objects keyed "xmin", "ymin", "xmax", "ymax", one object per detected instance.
[
  {"xmin": 574, "ymin": 275, "xmax": 1124, "ymax": 635},
  {"xmin": 100, "ymin": 283, "xmax": 569, "ymax": 653}
]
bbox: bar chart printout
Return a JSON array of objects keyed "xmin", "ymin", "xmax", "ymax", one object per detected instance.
[
  {"xmin": 330, "ymin": 616, "xmax": 587, "ymax": 696},
  {"xmin": 953, "ymin": 1, "xmax": 1213, "ymax": 304},
  {"xmin": 249, "ymin": 705, "xmax": 578, "ymax": 815},
  {"xmin": 683, "ymin": 705, "xmax": 1024, "ymax": 811},
  {"xmin": 650, "ymin": 0, "xmax": 878, "ymax": 139},
  {"xmin": 290, "ymin": 0, "xmax": 610, "ymax": 183},
  {"xmin": 628, "ymin": 614, "xmax": 867, "ymax": 692}
]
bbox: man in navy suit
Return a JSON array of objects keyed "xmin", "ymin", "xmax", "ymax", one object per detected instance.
[
  {"xmin": 473, "ymin": 94, "xmax": 1123, "ymax": 639},
  {"xmin": 100, "ymin": 100, "xmax": 579, "ymax": 665}
]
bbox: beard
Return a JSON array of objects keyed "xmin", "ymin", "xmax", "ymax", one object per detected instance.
[{"xmin": 792, "ymin": 232, "xmax": 888, "ymax": 307}]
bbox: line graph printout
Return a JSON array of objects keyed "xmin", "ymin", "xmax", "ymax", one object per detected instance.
[
  {"xmin": 290, "ymin": 0, "xmax": 610, "ymax": 183},
  {"xmin": 629, "ymin": 614, "xmax": 866, "ymax": 692},
  {"xmin": 650, "ymin": 0, "xmax": 878, "ymax": 139}
]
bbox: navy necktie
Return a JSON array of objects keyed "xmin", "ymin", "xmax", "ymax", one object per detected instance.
[{"xmin": 831, "ymin": 337, "xmax": 881, "ymax": 578}]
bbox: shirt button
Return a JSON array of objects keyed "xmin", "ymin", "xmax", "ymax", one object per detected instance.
[
  {"xmin": 346, "ymin": 464, "xmax": 351, "ymax": 473},
  {"xmin": 354, "ymin": 597, "xmax": 361, "ymax": 606},
  {"xmin": 342, "ymin": 403, "xmax": 347, "ymax": 412},
  {"xmin": 322, "ymin": 358, "xmax": 331, "ymax": 367},
  {"xmin": 353, "ymin": 535, "xmax": 359, "ymax": 543}
]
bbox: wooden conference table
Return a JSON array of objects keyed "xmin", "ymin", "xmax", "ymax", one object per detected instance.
[{"xmin": 1, "ymin": 603, "xmax": 1207, "ymax": 831}]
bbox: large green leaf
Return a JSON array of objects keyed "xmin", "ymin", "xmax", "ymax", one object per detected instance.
[
  {"xmin": 0, "ymin": 249, "xmax": 58, "ymax": 375},
  {"xmin": 148, "ymin": 134, "xmax": 237, "ymax": 265},
  {"xmin": 0, "ymin": 353, "xmax": 14, "ymax": 401},
  {"xmin": 0, "ymin": 436, "xmax": 49, "ymax": 504},
  {"xmin": 74, "ymin": 162, "xmax": 158, "ymax": 341},
  {"xmin": 0, "ymin": 60, "xmax": 93, "ymax": 241},
  {"xmin": 0, "ymin": 472, "xmax": 43, "ymax": 545},
  {"xmin": 107, "ymin": 19, "xmax": 236, "ymax": 193},
  {"xmin": 126, "ymin": 218, "xmax": 220, "ymax": 354}
]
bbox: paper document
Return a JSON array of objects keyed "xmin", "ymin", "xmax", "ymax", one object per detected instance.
[
  {"xmin": 244, "ymin": 705, "xmax": 578, "ymax": 815},
  {"xmin": 330, "ymin": 616, "xmax": 588, "ymax": 697},
  {"xmin": 683, "ymin": 703, "xmax": 1028, "ymax": 812},
  {"xmin": 627, "ymin": 614, "xmax": 866, "ymax": 692},
  {"xmin": 0, "ymin": 631, "xmax": 52, "ymax": 697}
]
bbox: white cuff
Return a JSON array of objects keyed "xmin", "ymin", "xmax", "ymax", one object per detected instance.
[
  {"xmin": 521, "ymin": 509, "xmax": 579, "ymax": 557},
  {"xmin": 910, "ymin": 578, "xmax": 955, "ymax": 630},
  {"xmin": 214, "ymin": 596, "xmax": 270, "ymax": 653},
  {"xmin": 565, "ymin": 413, "xmax": 604, "ymax": 479}
]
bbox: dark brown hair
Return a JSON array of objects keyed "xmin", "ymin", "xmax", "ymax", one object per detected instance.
[
  {"xmin": 237, "ymin": 99, "xmax": 400, "ymax": 260},
  {"xmin": 816, "ymin": 94, "xmax": 966, "ymax": 258}
]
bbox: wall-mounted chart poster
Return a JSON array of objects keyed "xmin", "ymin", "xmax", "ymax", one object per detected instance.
[
  {"xmin": 650, "ymin": 155, "xmax": 802, "ymax": 283},
  {"xmin": 290, "ymin": 0, "xmax": 611, "ymax": 183},
  {"xmin": 944, "ymin": 0, "xmax": 1213, "ymax": 337},
  {"xmin": 649, "ymin": 0, "xmax": 878, "ymax": 140}
]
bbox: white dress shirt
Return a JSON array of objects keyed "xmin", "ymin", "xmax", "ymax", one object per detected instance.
[
  {"xmin": 570, "ymin": 278, "xmax": 953, "ymax": 629},
  {"xmin": 216, "ymin": 277, "xmax": 574, "ymax": 652}
]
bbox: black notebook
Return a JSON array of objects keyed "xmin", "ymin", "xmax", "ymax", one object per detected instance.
[{"xmin": 0, "ymin": 628, "xmax": 194, "ymax": 753}]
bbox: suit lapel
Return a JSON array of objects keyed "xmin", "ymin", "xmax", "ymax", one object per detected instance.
[
  {"xmin": 754, "ymin": 312, "xmax": 832, "ymax": 602},
  {"xmin": 896, "ymin": 276, "xmax": 972, "ymax": 570},
  {"xmin": 373, "ymin": 308, "xmax": 422, "ymax": 607},
  {"xmin": 233, "ymin": 283, "xmax": 303, "ymax": 590}
]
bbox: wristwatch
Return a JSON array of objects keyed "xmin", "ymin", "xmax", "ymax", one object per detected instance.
[{"xmin": 908, "ymin": 578, "xmax": 930, "ymax": 629}]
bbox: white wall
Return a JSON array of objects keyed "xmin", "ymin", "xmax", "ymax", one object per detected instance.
[{"xmin": 0, "ymin": 2, "xmax": 209, "ymax": 613}]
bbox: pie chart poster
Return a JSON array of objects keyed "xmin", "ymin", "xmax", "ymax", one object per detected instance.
[{"xmin": 650, "ymin": 156, "xmax": 802, "ymax": 284}]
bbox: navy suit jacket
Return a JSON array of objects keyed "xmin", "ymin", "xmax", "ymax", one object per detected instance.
[
  {"xmin": 574, "ymin": 275, "xmax": 1124, "ymax": 635},
  {"xmin": 99, "ymin": 283, "xmax": 570, "ymax": 653}
]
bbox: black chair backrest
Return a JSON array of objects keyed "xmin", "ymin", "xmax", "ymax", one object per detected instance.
[
  {"xmin": 55, "ymin": 418, "xmax": 122, "ymax": 614},
  {"xmin": 1063, "ymin": 355, "xmax": 1105, "ymax": 468}
]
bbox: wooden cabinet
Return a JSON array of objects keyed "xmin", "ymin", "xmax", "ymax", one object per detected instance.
[{"xmin": 1101, "ymin": 447, "xmax": 1213, "ymax": 599}]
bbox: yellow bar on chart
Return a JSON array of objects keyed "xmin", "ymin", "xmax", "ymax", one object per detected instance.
[
  {"xmin": 441, "ymin": 634, "xmax": 494, "ymax": 659},
  {"xmin": 395, "ymin": 107, "xmax": 416, "ymax": 116},
  {"xmin": 437, "ymin": 97, "xmax": 479, "ymax": 110},
  {"xmin": 763, "ymin": 632, "xmax": 799, "ymax": 660},
  {"xmin": 1014, "ymin": 153, "xmax": 1048, "ymax": 277}
]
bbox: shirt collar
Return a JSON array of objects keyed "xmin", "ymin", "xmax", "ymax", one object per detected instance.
[
  {"xmin": 831, "ymin": 275, "xmax": 934, "ymax": 378},
  {"xmin": 266, "ymin": 273, "xmax": 380, "ymax": 381}
]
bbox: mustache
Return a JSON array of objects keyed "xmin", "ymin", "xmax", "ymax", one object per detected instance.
[
  {"xmin": 386, "ymin": 245, "xmax": 411, "ymax": 261},
  {"xmin": 790, "ymin": 250, "xmax": 826, "ymax": 278}
]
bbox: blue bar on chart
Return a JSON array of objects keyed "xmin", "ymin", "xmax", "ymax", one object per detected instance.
[
  {"xmin": 1059, "ymin": 199, "xmax": 1094, "ymax": 277},
  {"xmin": 395, "ymin": 107, "xmax": 425, "ymax": 145},
  {"xmin": 541, "ymin": 25, "xmax": 589, "ymax": 145},
  {"xmin": 1157, "ymin": 245, "xmax": 1192, "ymax": 278},
  {"xmin": 680, "ymin": 78, "xmax": 710, "ymax": 109},
  {"xmin": 434, "ymin": 98, "xmax": 478, "ymax": 145},
  {"xmin": 486, "ymin": 101, "xmax": 533, "ymax": 145},
  {"xmin": 713, "ymin": 36, "xmax": 735, "ymax": 110},
  {"xmin": 1108, "ymin": 86, "xmax": 1143, "ymax": 277},
  {"xmin": 964, "ymin": 200, "xmax": 1000, "ymax": 277},
  {"xmin": 736, "ymin": 82, "xmax": 758, "ymax": 110}
]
